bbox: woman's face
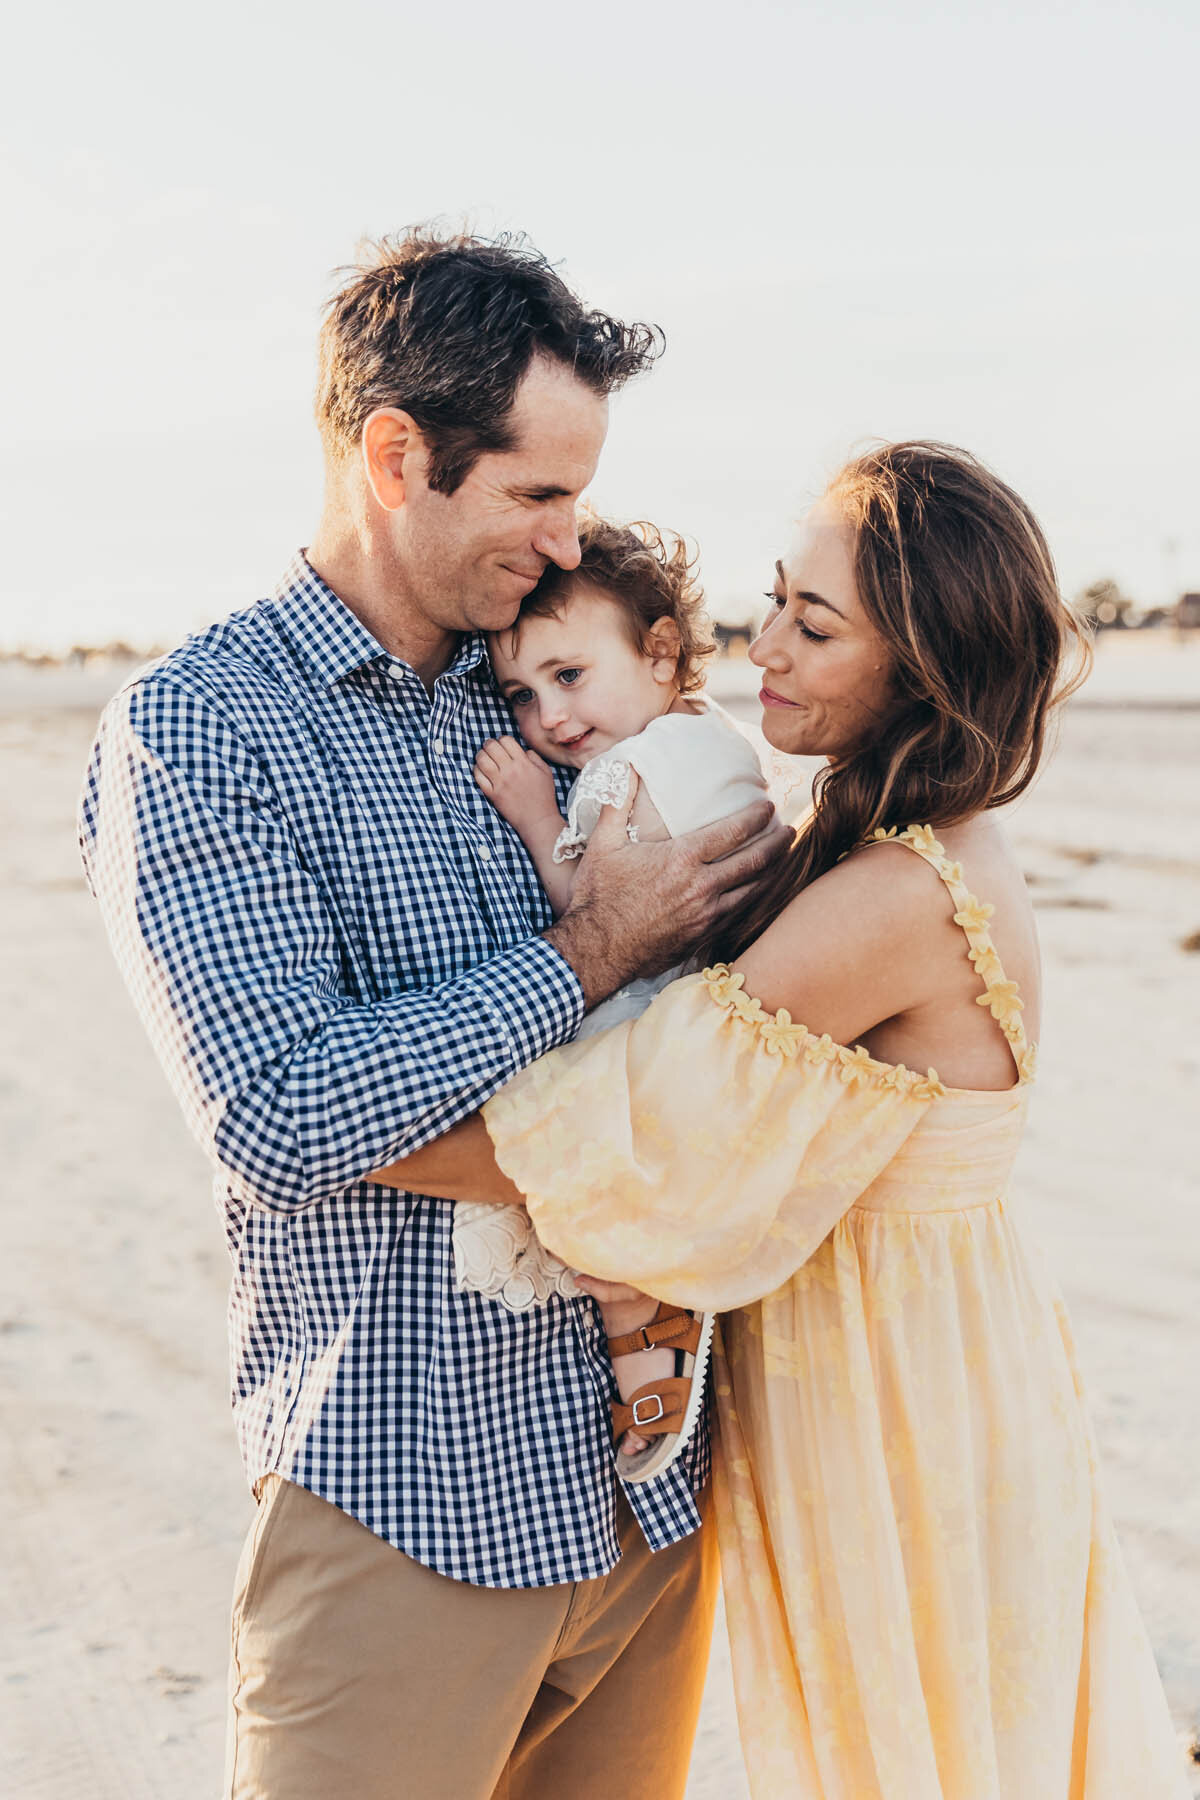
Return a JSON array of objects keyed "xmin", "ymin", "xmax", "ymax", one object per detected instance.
[{"xmin": 749, "ymin": 500, "xmax": 896, "ymax": 760}]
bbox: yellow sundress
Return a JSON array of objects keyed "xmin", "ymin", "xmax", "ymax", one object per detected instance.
[{"xmin": 484, "ymin": 826, "xmax": 1187, "ymax": 1799}]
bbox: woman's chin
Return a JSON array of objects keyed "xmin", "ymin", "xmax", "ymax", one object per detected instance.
[{"xmin": 760, "ymin": 710, "xmax": 819, "ymax": 756}]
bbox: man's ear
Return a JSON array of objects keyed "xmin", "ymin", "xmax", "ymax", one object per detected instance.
[
  {"xmin": 646, "ymin": 615, "xmax": 683, "ymax": 683},
  {"xmin": 361, "ymin": 408, "xmax": 427, "ymax": 512}
]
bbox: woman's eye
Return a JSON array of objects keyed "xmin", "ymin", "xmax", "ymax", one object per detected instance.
[
  {"xmin": 799, "ymin": 623, "xmax": 829, "ymax": 644},
  {"xmin": 763, "ymin": 590, "xmax": 785, "ymax": 610},
  {"xmin": 556, "ymin": 667, "xmax": 582, "ymax": 687}
]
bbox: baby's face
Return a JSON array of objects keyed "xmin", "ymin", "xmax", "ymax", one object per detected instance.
[{"xmin": 489, "ymin": 583, "xmax": 674, "ymax": 769}]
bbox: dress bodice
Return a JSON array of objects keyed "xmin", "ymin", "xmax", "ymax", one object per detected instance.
[
  {"xmin": 851, "ymin": 822, "xmax": 1034, "ymax": 1214},
  {"xmin": 855, "ymin": 1086, "xmax": 1028, "ymax": 1213}
]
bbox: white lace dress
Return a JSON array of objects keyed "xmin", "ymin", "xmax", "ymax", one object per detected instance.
[{"xmin": 453, "ymin": 699, "xmax": 770, "ymax": 1312}]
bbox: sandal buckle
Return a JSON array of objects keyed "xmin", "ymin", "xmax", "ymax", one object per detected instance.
[{"xmin": 632, "ymin": 1394, "xmax": 665, "ymax": 1426}]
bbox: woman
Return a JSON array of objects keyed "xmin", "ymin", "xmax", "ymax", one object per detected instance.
[{"xmin": 375, "ymin": 443, "xmax": 1187, "ymax": 1797}]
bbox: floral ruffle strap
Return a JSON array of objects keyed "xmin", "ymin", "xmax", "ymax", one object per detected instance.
[
  {"xmin": 867, "ymin": 824, "xmax": 1037, "ymax": 1084},
  {"xmin": 699, "ymin": 965, "xmax": 947, "ymax": 1102}
]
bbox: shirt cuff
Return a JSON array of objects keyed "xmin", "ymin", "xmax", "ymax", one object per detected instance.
[{"xmin": 463, "ymin": 934, "xmax": 585, "ymax": 1072}]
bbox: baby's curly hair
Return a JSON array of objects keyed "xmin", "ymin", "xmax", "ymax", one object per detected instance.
[{"xmin": 513, "ymin": 512, "xmax": 716, "ymax": 694}]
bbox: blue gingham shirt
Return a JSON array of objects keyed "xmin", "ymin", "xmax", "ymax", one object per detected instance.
[{"xmin": 78, "ymin": 553, "xmax": 707, "ymax": 1587}]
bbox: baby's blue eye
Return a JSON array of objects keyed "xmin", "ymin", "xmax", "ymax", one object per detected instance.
[
  {"xmin": 510, "ymin": 687, "xmax": 534, "ymax": 708},
  {"xmin": 557, "ymin": 668, "xmax": 582, "ymax": 686}
]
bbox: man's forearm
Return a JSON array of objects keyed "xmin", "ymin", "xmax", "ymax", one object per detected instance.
[{"xmin": 211, "ymin": 937, "xmax": 583, "ymax": 1213}]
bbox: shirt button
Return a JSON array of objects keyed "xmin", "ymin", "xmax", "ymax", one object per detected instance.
[
  {"xmin": 432, "ymin": 738, "xmax": 446, "ymax": 755},
  {"xmin": 478, "ymin": 845, "xmax": 492, "ymax": 863},
  {"xmin": 387, "ymin": 664, "xmax": 405, "ymax": 682}
]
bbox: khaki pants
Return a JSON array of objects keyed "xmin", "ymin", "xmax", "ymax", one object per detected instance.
[{"xmin": 225, "ymin": 1476, "xmax": 718, "ymax": 1800}]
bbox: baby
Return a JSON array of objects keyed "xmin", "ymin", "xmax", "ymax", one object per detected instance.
[{"xmin": 455, "ymin": 513, "xmax": 769, "ymax": 1481}]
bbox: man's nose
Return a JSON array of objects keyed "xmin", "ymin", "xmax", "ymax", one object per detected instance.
[{"xmin": 532, "ymin": 504, "xmax": 582, "ymax": 573}]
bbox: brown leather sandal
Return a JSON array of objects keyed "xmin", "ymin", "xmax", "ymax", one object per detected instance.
[{"xmin": 607, "ymin": 1301, "xmax": 715, "ymax": 1484}]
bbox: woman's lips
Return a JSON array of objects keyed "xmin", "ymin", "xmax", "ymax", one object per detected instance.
[{"xmin": 759, "ymin": 686, "xmax": 802, "ymax": 709}]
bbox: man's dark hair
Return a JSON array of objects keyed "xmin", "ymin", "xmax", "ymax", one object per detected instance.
[{"xmin": 315, "ymin": 225, "xmax": 664, "ymax": 494}]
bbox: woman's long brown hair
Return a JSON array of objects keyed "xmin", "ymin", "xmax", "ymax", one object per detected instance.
[{"xmin": 714, "ymin": 441, "xmax": 1092, "ymax": 963}]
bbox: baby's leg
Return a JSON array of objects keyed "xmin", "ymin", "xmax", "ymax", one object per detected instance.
[{"xmin": 577, "ymin": 1279, "xmax": 676, "ymax": 1456}]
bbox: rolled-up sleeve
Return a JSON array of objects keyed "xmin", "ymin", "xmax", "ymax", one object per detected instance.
[{"xmin": 79, "ymin": 678, "xmax": 583, "ymax": 1214}]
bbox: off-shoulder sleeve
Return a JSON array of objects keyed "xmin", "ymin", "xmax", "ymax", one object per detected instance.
[{"xmin": 483, "ymin": 967, "xmax": 941, "ymax": 1311}]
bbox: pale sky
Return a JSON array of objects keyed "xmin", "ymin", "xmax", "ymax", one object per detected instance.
[{"xmin": 3, "ymin": 0, "xmax": 1198, "ymax": 651}]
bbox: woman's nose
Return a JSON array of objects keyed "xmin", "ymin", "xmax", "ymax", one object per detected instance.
[{"xmin": 749, "ymin": 615, "xmax": 788, "ymax": 670}]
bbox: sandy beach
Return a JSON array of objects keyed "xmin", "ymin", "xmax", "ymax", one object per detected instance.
[{"xmin": 1, "ymin": 636, "xmax": 1197, "ymax": 1797}]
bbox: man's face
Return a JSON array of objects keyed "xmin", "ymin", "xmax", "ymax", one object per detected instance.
[{"xmin": 393, "ymin": 357, "xmax": 609, "ymax": 635}]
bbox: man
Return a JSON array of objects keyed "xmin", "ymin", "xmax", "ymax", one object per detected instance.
[{"xmin": 80, "ymin": 228, "xmax": 780, "ymax": 1799}]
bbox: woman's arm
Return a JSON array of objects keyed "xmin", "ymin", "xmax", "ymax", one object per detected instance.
[{"xmin": 368, "ymin": 1111, "xmax": 523, "ymax": 1205}]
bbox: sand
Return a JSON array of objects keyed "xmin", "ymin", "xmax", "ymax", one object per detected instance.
[{"xmin": 1, "ymin": 636, "xmax": 1197, "ymax": 1797}]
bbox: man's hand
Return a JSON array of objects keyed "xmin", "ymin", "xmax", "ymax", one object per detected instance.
[
  {"xmin": 544, "ymin": 774, "xmax": 788, "ymax": 1007},
  {"xmin": 475, "ymin": 737, "xmax": 561, "ymax": 835}
]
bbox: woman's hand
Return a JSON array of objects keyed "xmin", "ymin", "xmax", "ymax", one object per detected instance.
[{"xmin": 573, "ymin": 1274, "xmax": 654, "ymax": 1313}]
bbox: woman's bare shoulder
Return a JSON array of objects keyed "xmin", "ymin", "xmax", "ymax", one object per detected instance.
[
  {"xmin": 733, "ymin": 839, "xmax": 950, "ymax": 1043},
  {"xmin": 788, "ymin": 835, "xmax": 948, "ymax": 927}
]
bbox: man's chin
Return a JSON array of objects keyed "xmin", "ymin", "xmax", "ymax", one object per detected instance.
[
  {"xmin": 473, "ymin": 584, "xmax": 539, "ymax": 633},
  {"xmin": 463, "ymin": 600, "xmax": 524, "ymax": 638}
]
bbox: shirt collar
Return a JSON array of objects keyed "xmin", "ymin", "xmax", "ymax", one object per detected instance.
[{"xmin": 269, "ymin": 551, "xmax": 490, "ymax": 691}]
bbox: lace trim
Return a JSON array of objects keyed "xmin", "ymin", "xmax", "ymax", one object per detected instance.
[
  {"xmin": 577, "ymin": 756, "xmax": 633, "ymax": 809},
  {"xmin": 699, "ymin": 965, "xmax": 947, "ymax": 1102},
  {"xmin": 867, "ymin": 825, "xmax": 1037, "ymax": 1083},
  {"xmin": 552, "ymin": 826, "xmax": 587, "ymax": 864},
  {"xmin": 452, "ymin": 1199, "xmax": 581, "ymax": 1312},
  {"xmin": 553, "ymin": 757, "xmax": 633, "ymax": 864}
]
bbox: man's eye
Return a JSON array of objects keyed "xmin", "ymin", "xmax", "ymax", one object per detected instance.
[{"xmin": 556, "ymin": 668, "xmax": 582, "ymax": 686}]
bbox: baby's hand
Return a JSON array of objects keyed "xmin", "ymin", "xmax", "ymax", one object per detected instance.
[{"xmin": 475, "ymin": 736, "xmax": 560, "ymax": 831}]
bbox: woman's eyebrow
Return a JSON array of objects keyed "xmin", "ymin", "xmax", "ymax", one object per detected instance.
[{"xmin": 775, "ymin": 561, "xmax": 847, "ymax": 620}]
